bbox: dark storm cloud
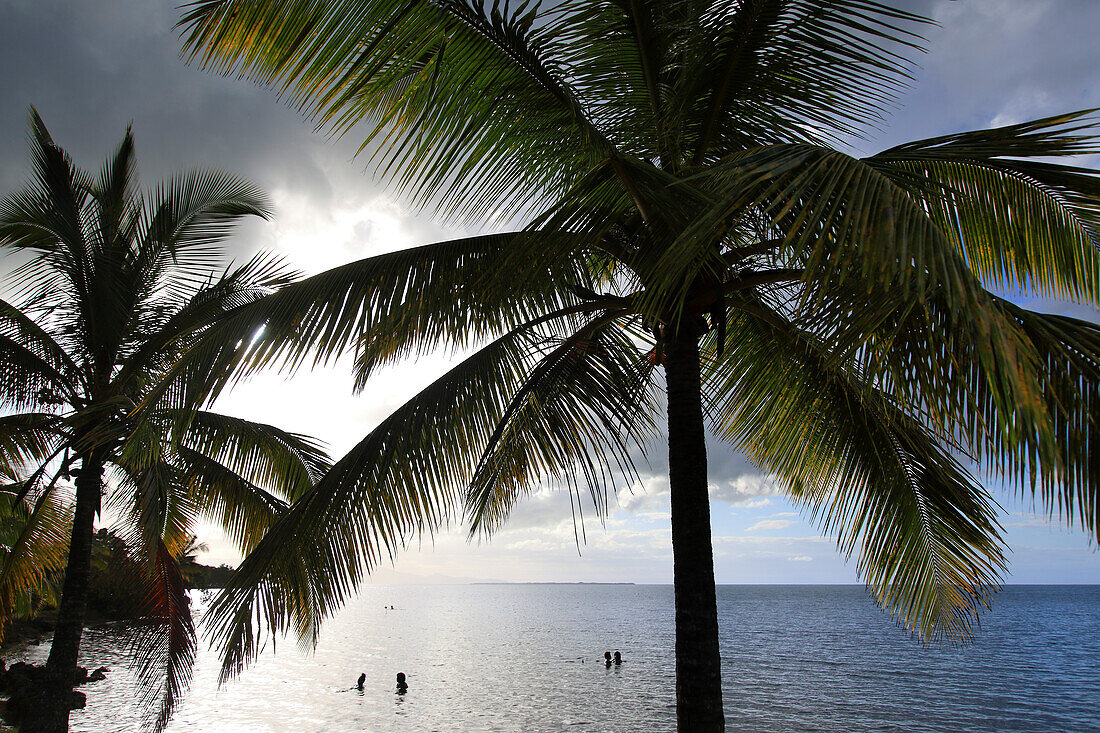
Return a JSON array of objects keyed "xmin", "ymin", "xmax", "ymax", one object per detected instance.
[{"xmin": 0, "ymin": 0, "xmax": 351, "ymax": 255}]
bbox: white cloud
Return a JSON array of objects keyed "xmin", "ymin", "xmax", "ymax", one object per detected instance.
[
  {"xmin": 787, "ymin": 555, "xmax": 813, "ymax": 563},
  {"xmin": 617, "ymin": 474, "xmax": 670, "ymax": 514},
  {"xmin": 746, "ymin": 519, "xmax": 795, "ymax": 532},
  {"xmin": 709, "ymin": 473, "xmax": 777, "ymax": 505},
  {"xmin": 740, "ymin": 498, "xmax": 771, "ymax": 510}
]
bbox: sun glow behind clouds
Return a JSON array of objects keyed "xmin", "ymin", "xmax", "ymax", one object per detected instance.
[{"xmin": 265, "ymin": 187, "xmax": 430, "ymax": 272}]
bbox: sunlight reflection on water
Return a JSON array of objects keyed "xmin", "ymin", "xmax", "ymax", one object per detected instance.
[{"xmin": 3, "ymin": 585, "xmax": 1098, "ymax": 732}]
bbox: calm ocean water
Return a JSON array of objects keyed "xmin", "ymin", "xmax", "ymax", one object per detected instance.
[{"xmin": 4, "ymin": 585, "xmax": 1098, "ymax": 732}]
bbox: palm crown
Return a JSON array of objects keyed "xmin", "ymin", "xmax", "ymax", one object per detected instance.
[
  {"xmin": 0, "ymin": 111, "xmax": 330, "ymax": 731},
  {"xmin": 176, "ymin": 1, "xmax": 1100, "ymax": 729}
]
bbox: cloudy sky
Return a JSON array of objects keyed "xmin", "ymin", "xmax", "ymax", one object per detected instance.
[{"xmin": 1, "ymin": 0, "xmax": 1098, "ymax": 585}]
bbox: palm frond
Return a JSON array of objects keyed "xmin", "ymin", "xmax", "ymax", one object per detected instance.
[
  {"xmin": 179, "ymin": 0, "xmax": 619, "ymax": 221},
  {"xmin": 996, "ymin": 303, "xmax": 1100, "ymax": 536},
  {"xmin": 175, "ymin": 410, "xmax": 330, "ymax": 500},
  {"xmin": 867, "ymin": 110, "xmax": 1100, "ymax": 303},
  {"xmin": 647, "ymin": 144, "xmax": 986, "ymax": 326},
  {"xmin": 466, "ymin": 312, "xmax": 657, "ymax": 536},
  {"xmin": 203, "ymin": 304, "xmax": 607, "ymax": 682},
  {"xmin": 0, "ymin": 413, "xmax": 64, "ymax": 477},
  {"xmin": 128, "ymin": 541, "xmax": 197, "ymax": 733},
  {"xmin": 146, "ymin": 233, "xmax": 590, "ymax": 416},
  {"xmin": 176, "ymin": 445, "xmax": 290, "ymax": 555},
  {"xmin": 806, "ymin": 274, "xmax": 1100, "ymax": 540},
  {"xmin": 0, "ymin": 485, "xmax": 72, "ymax": 643},
  {"xmin": 111, "ymin": 431, "xmax": 198, "ymax": 561},
  {"xmin": 136, "ymin": 168, "xmax": 272, "ymax": 293},
  {"xmin": 681, "ymin": 0, "xmax": 929, "ymax": 162},
  {"xmin": 92, "ymin": 122, "xmax": 142, "ymax": 265},
  {"xmin": 116, "ymin": 252, "xmax": 297, "ymax": 391},
  {"xmin": 0, "ymin": 332, "xmax": 79, "ymax": 410},
  {"xmin": 0, "ymin": 298, "xmax": 82, "ymax": 383},
  {"xmin": 704, "ymin": 306, "xmax": 1006, "ymax": 641}
]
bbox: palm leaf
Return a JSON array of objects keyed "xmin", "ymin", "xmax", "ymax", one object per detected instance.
[
  {"xmin": 145, "ymin": 233, "xmax": 591, "ymax": 417},
  {"xmin": 681, "ymin": 0, "xmax": 929, "ymax": 162},
  {"xmin": 0, "ymin": 413, "xmax": 63, "ymax": 478},
  {"xmin": 179, "ymin": 0, "xmax": 620, "ymax": 221},
  {"xmin": 176, "ymin": 445, "xmax": 290, "ymax": 555},
  {"xmin": 136, "ymin": 168, "xmax": 272, "ymax": 294},
  {"xmin": 0, "ymin": 298, "xmax": 82, "ymax": 384},
  {"xmin": 867, "ymin": 110, "xmax": 1100, "ymax": 303},
  {"xmin": 466, "ymin": 312, "xmax": 657, "ymax": 535},
  {"xmin": 176, "ymin": 410, "xmax": 330, "ymax": 499},
  {"xmin": 704, "ymin": 306, "xmax": 1006, "ymax": 641},
  {"xmin": 128, "ymin": 541, "xmax": 197, "ymax": 733},
  {"xmin": 203, "ymin": 304, "xmax": 606, "ymax": 682},
  {"xmin": 0, "ymin": 485, "xmax": 72, "ymax": 644}
]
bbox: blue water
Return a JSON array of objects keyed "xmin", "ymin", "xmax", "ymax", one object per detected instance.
[{"xmin": 4, "ymin": 585, "xmax": 1098, "ymax": 731}]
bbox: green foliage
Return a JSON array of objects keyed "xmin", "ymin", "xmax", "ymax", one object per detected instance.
[
  {"xmin": 85, "ymin": 529, "xmax": 148, "ymax": 619},
  {"xmin": 0, "ymin": 487, "xmax": 68, "ymax": 626},
  {"xmin": 183, "ymin": 562, "xmax": 235, "ymax": 590}
]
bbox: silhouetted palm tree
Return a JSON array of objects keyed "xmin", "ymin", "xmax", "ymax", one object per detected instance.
[
  {"xmin": 175, "ymin": 535, "xmax": 210, "ymax": 588},
  {"xmin": 0, "ymin": 111, "xmax": 329, "ymax": 732},
  {"xmin": 177, "ymin": 3, "xmax": 1100, "ymax": 730}
]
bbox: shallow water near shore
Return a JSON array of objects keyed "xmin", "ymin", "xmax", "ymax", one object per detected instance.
[{"xmin": 4, "ymin": 585, "xmax": 1098, "ymax": 732}]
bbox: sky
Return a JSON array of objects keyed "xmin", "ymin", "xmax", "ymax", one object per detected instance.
[{"xmin": 0, "ymin": 0, "xmax": 1098, "ymax": 586}]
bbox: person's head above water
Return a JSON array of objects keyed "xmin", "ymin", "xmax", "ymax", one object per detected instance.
[
  {"xmin": 613, "ymin": 651, "xmax": 622, "ymax": 663},
  {"xmin": 604, "ymin": 651, "xmax": 611, "ymax": 661},
  {"xmin": 396, "ymin": 672, "xmax": 407, "ymax": 685},
  {"xmin": 357, "ymin": 673, "xmax": 366, "ymax": 688}
]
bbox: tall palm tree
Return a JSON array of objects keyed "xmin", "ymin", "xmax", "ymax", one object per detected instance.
[
  {"xmin": 176, "ymin": 2, "xmax": 1100, "ymax": 730},
  {"xmin": 0, "ymin": 111, "xmax": 330, "ymax": 733}
]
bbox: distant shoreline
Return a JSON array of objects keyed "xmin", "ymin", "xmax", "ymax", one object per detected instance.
[{"xmin": 472, "ymin": 581, "xmax": 636, "ymax": 585}]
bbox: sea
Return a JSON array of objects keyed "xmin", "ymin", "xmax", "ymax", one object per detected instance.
[{"xmin": 4, "ymin": 585, "xmax": 1098, "ymax": 732}]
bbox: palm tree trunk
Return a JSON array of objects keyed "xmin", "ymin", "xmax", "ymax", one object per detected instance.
[
  {"xmin": 664, "ymin": 327, "xmax": 725, "ymax": 732},
  {"xmin": 21, "ymin": 453, "xmax": 104, "ymax": 733}
]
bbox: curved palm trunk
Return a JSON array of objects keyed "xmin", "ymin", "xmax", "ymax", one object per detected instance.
[
  {"xmin": 21, "ymin": 454, "xmax": 104, "ymax": 733},
  {"xmin": 664, "ymin": 328, "xmax": 725, "ymax": 732}
]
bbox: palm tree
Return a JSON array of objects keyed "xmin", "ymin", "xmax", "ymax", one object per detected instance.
[
  {"xmin": 176, "ymin": 535, "xmax": 211, "ymax": 588},
  {"xmin": 176, "ymin": 2, "xmax": 1100, "ymax": 730},
  {"xmin": 0, "ymin": 110, "xmax": 330, "ymax": 733}
]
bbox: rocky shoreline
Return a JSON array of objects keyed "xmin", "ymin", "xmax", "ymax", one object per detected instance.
[{"xmin": 0, "ymin": 619, "xmax": 114, "ymax": 730}]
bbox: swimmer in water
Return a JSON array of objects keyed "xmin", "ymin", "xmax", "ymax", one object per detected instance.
[
  {"xmin": 613, "ymin": 651, "xmax": 622, "ymax": 665},
  {"xmin": 356, "ymin": 673, "xmax": 366, "ymax": 690},
  {"xmin": 396, "ymin": 672, "xmax": 408, "ymax": 694},
  {"xmin": 604, "ymin": 651, "xmax": 612, "ymax": 668}
]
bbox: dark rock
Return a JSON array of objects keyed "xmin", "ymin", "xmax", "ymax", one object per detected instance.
[
  {"xmin": 73, "ymin": 665, "xmax": 89, "ymax": 685},
  {"xmin": 87, "ymin": 666, "xmax": 108, "ymax": 683},
  {"xmin": 0, "ymin": 661, "xmax": 88, "ymax": 727}
]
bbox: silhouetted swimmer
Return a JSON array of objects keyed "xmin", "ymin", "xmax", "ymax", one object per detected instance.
[
  {"xmin": 396, "ymin": 672, "xmax": 408, "ymax": 694},
  {"xmin": 356, "ymin": 673, "xmax": 365, "ymax": 690},
  {"xmin": 613, "ymin": 651, "xmax": 622, "ymax": 666},
  {"xmin": 604, "ymin": 651, "xmax": 612, "ymax": 668}
]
